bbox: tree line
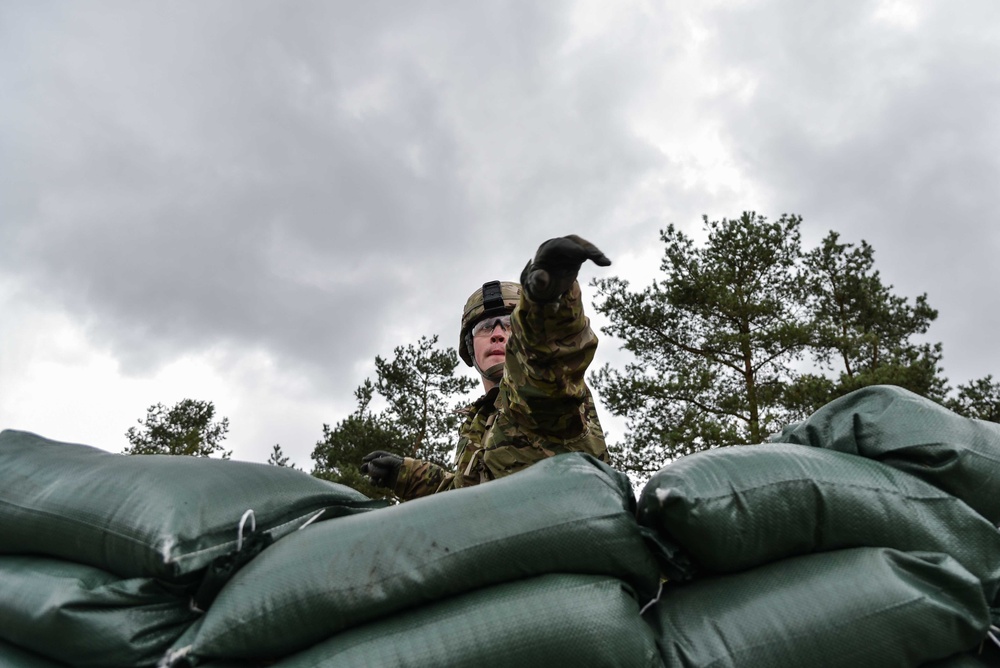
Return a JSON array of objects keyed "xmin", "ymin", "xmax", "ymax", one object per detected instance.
[
  {"xmin": 589, "ymin": 212, "xmax": 997, "ymax": 476},
  {"xmin": 123, "ymin": 336, "xmax": 476, "ymax": 501},
  {"xmin": 123, "ymin": 212, "xmax": 1000, "ymax": 489}
]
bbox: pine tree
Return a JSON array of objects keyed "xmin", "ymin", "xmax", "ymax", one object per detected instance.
[
  {"xmin": 124, "ymin": 399, "xmax": 231, "ymax": 458},
  {"xmin": 266, "ymin": 443, "xmax": 297, "ymax": 468},
  {"xmin": 590, "ymin": 212, "xmax": 811, "ymax": 473}
]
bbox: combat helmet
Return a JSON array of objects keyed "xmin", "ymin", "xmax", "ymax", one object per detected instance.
[{"xmin": 459, "ymin": 280, "xmax": 521, "ymax": 367}]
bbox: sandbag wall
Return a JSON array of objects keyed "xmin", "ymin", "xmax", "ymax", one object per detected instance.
[
  {"xmin": 161, "ymin": 453, "xmax": 665, "ymax": 667},
  {"xmin": 0, "ymin": 430, "xmax": 665, "ymax": 668},
  {"xmin": 3, "ymin": 383, "xmax": 999, "ymax": 667},
  {"xmin": 635, "ymin": 385, "xmax": 1000, "ymax": 668},
  {"xmin": 0, "ymin": 430, "xmax": 379, "ymax": 667}
]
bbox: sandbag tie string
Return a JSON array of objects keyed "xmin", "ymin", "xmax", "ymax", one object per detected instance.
[
  {"xmin": 988, "ymin": 625, "xmax": 1000, "ymax": 650},
  {"xmin": 191, "ymin": 510, "xmax": 273, "ymax": 612},
  {"xmin": 639, "ymin": 580, "xmax": 664, "ymax": 616},
  {"xmin": 237, "ymin": 509, "xmax": 256, "ymax": 552},
  {"xmin": 298, "ymin": 508, "xmax": 326, "ymax": 530},
  {"xmin": 158, "ymin": 644, "xmax": 191, "ymax": 668}
]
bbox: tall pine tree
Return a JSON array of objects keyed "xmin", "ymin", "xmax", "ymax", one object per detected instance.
[
  {"xmin": 591, "ymin": 212, "xmax": 812, "ymax": 474},
  {"xmin": 123, "ymin": 399, "xmax": 231, "ymax": 458},
  {"xmin": 785, "ymin": 231, "xmax": 945, "ymax": 416},
  {"xmin": 311, "ymin": 336, "xmax": 477, "ymax": 497},
  {"xmin": 591, "ymin": 213, "xmax": 956, "ymax": 476}
]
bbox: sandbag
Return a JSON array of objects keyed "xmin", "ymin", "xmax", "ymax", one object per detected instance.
[
  {"xmin": 771, "ymin": 385, "xmax": 1000, "ymax": 524},
  {"xmin": 0, "ymin": 639, "xmax": 67, "ymax": 668},
  {"xmin": 922, "ymin": 648, "xmax": 1000, "ymax": 667},
  {"xmin": 268, "ymin": 575, "xmax": 663, "ymax": 668},
  {"xmin": 636, "ymin": 442, "xmax": 1000, "ymax": 603},
  {"xmin": 0, "ymin": 555, "xmax": 198, "ymax": 667},
  {"xmin": 649, "ymin": 548, "xmax": 990, "ymax": 668},
  {"xmin": 0, "ymin": 429, "xmax": 379, "ymax": 581},
  {"xmin": 164, "ymin": 453, "xmax": 662, "ymax": 664}
]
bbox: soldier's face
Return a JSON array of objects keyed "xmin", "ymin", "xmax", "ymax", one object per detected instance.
[{"xmin": 472, "ymin": 320, "xmax": 508, "ymax": 371}]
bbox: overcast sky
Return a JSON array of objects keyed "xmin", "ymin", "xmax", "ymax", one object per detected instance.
[{"xmin": 2, "ymin": 0, "xmax": 998, "ymax": 468}]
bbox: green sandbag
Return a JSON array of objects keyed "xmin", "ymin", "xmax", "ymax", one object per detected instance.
[
  {"xmin": 922, "ymin": 647, "xmax": 1000, "ymax": 667},
  {"xmin": 0, "ymin": 555, "xmax": 198, "ymax": 667},
  {"xmin": 772, "ymin": 385, "xmax": 1000, "ymax": 523},
  {"xmin": 270, "ymin": 575, "xmax": 663, "ymax": 668},
  {"xmin": 649, "ymin": 548, "xmax": 990, "ymax": 668},
  {"xmin": 636, "ymin": 442, "xmax": 1000, "ymax": 603},
  {"xmin": 164, "ymin": 453, "xmax": 662, "ymax": 665},
  {"xmin": 0, "ymin": 646, "xmax": 255, "ymax": 668},
  {"xmin": 0, "ymin": 429, "xmax": 378, "ymax": 581},
  {"xmin": 0, "ymin": 639, "xmax": 68, "ymax": 668}
]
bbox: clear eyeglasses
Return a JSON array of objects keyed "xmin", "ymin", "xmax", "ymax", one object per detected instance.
[{"xmin": 471, "ymin": 315, "xmax": 512, "ymax": 337}]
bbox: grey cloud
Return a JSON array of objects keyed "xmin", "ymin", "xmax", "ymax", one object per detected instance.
[
  {"xmin": 1, "ymin": 1, "xmax": 675, "ymax": 395},
  {"xmin": 8, "ymin": 0, "xmax": 998, "ymax": 460},
  {"xmin": 697, "ymin": 0, "xmax": 1000, "ymax": 383}
]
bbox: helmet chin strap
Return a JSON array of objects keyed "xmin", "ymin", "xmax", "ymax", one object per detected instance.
[
  {"xmin": 481, "ymin": 362, "xmax": 505, "ymax": 384},
  {"xmin": 472, "ymin": 357, "xmax": 505, "ymax": 386},
  {"xmin": 467, "ymin": 335, "xmax": 505, "ymax": 386}
]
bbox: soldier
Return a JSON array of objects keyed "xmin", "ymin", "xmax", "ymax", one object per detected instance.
[{"xmin": 361, "ymin": 235, "xmax": 611, "ymax": 500}]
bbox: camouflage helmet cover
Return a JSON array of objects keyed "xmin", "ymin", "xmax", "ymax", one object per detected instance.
[{"xmin": 459, "ymin": 280, "xmax": 521, "ymax": 366}]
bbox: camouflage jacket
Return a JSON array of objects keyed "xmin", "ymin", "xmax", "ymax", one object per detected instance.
[{"xmin": 393, "ymin": 281, "xmax": 609, "ymax": 501}]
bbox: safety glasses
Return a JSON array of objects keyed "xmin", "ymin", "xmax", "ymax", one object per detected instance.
[{"xmin": 471, "ymin": 315, "xmax": 512, "ymax": 337}]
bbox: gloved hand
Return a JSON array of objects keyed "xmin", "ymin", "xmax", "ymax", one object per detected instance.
[
  {"xmin": 520, "ymin": 235, "xmax": 611, "ymax": 302},
  {"xmin": 360, "ymin": 450, "xmax": 404, "ymax": 489}
]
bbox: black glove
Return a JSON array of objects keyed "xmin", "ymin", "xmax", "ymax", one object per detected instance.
[
  {"xmin": 360, "ymin": 450, "xmax": 404, "ymax": 489},
  {"xmin": 520, "ymin": 235, "xmax": 611, "ymax": 302}
]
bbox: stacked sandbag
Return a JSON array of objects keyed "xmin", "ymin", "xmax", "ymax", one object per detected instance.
[
  {"xmin": 0, "ymin": 638, "xmax": 68, "ymax": 668},
  {"xmin": 923, "ymin": 648, "xmax": 1000, "ymax": 667},
  {"xmin": 0, "ymin": 556, "xmax": 198, "ymax": 667},
  {"xmin": 0, "ymin": 641, "xmax": 248, "ymax": 668},
  {"xmin": 269, "ymin": 575, "xmax": 663, "ymax": 668},
  {"xmin": 638, "ymin": 443, "xmax": 1000, "ymax": 593},
  {"xmin": 162, "ymin": 453, "xmax": 663, "ymax": 667},
  {"xmin": 0, "ymin": 430, "xmax": 378, "ymax": 582},
  {"xmin": 771, "ymin": 384, "xmax": 1000, "ymax": 524},
  {"xmin": 648, "ymin": 548, "xmax": 989, "ymax": 668},
  {"xmin": 0, "ymin": 429, "xmax": 381, "ymax": 666},
  {"xmin": 636, "ymin": 441, "xmax": 1000, "ymax": 667}
]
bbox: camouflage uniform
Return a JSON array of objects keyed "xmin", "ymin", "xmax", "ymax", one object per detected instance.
[{"xmin": 392, "ymin": 281, "xmax": 609, "ymax": 500}]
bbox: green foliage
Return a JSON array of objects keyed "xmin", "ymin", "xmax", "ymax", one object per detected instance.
[
  {"xmin": 796, "ymin": 231, "xmax": 945, "ymax": 413},
  {"xmin": 312, "ymin": 381, "xmax": 405, "ymax": 500},
  {"xmin": 591, "ymin": 212, "xmax": 957, "ymax": 474},
  {"xmin": 945, "ymin": 375, "xmax": 1000, "ymax": 422},
  {"xmin": 592, "ymin": 212, "xmax": 812, "ymax": 473},
  {"xmin": 311, "ymin": 337, "xmax": 476, "ymax": 498},
  {"xmin": 782, "ymin": 343, "xmax": 948, "ymax": 419},
  {"xmin": 375, "ymin": 335, "xmax": 478, "ymax": 466},
  {"xmin": 123, "ymin": 399, "xmax": 231, "ymax": 458},
  {"xmin": 266, "ymin": 444, "xmax": 297, "ymax": 469}
]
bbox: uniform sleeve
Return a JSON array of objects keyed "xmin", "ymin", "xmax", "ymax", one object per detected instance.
[
  {"xmin": 392, "ymin": 406, "xmax": 485, "ymax": 500},
  {"xmin": 498, "ymin": 280, "xmax": 599, "ymax": 438},
  {"xmin": 480, "ymin": 281, "xmax": 609, "ymax": 478},
  {"xmin": 393, "ymin": 457, "xmax": 454, "ymax": 501}
]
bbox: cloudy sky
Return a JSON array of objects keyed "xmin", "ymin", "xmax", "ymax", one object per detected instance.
[{"xmin": 2, "ymin": 0, "xmax": 998, "ymax": 468}]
